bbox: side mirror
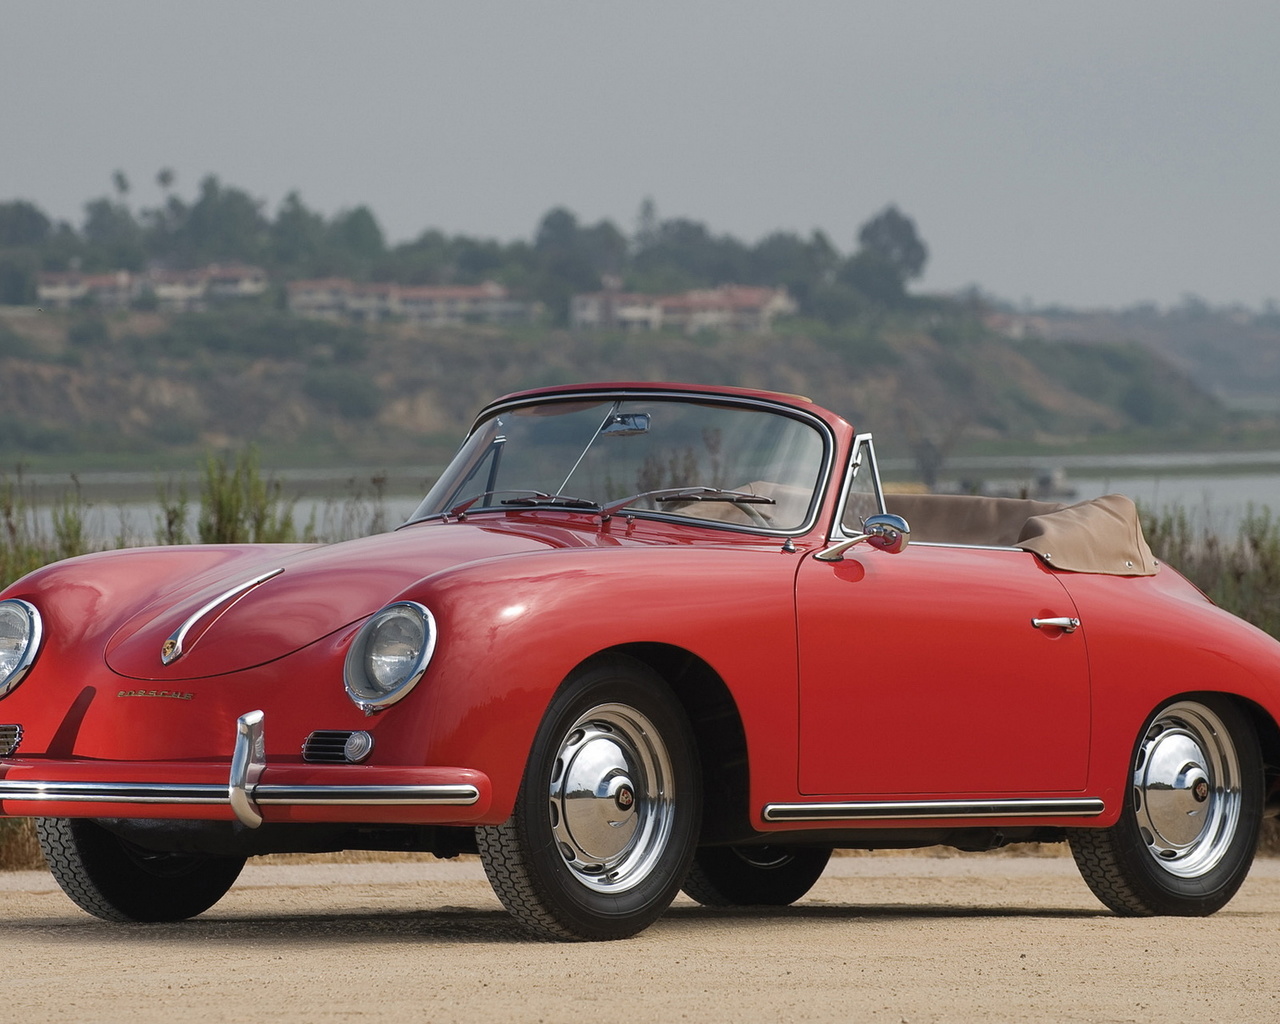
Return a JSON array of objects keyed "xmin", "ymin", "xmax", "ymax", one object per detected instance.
[{"xmin": 814, "ymin": 513, "xmax": 910, "ymax": 562}]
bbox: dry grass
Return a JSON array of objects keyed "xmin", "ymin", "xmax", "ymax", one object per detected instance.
[{"xmin": 0, "ymin": 819, "xmax": 40, "ymax": 870}]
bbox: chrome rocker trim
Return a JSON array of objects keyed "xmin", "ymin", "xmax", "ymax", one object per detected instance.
[
  {"xmin": 762, "ymin": 797, "xmax": 1106, "ymax": 823},
  {"xmin": 0, "ymin": 710, "xmax": 481, "ymax": 829}
]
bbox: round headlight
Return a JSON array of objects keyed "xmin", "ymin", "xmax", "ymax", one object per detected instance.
[
  {"xmin": 344, "ymin": 602, "xmax": 436, "ymax": 712},
  {"xmin": 0, "ymin": 599, "xmax": 42, "ymax": 698}
]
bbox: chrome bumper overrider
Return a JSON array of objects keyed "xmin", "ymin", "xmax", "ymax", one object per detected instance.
[{"xmin": 0, "ymin": 710, "xmax": 484, "ymax": 829}]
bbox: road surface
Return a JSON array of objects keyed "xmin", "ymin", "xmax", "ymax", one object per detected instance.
[{"xmin": 7, "ymin": 852, "xmax": 1280, "ymax": 1022}]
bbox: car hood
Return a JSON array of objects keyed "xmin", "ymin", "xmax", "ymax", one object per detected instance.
[{"xmin": 103, "ymin": 521, "xmax": 557, "ymax": 681}]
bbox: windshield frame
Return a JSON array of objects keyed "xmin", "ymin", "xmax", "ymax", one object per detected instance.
[{"xmin": 407, "ymin": 387, "xmax": 837, "ymax": 537}]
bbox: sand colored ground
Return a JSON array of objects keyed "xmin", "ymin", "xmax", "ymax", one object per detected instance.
[{"xmin": 6, "ymin": 853, "xmax": 1280, "ymax": 1023}]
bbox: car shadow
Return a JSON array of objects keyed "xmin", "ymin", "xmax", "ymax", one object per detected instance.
[
  {"xmin": 9, "ymin": 899, "xmax": 1108, "ymax": 947},
  {"xmin": 666, "ymin": 901, "xmax": 1106, "ymax": 925}
]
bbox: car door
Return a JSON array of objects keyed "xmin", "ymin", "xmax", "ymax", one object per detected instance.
[{"xmin": 794, "ymin": 542, "xmax": 1091, "ymax": 797}]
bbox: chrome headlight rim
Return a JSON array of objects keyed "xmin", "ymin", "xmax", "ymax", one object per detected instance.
[
  {"xmin": 343, "ymin": 601, "xmax": 436, "ymax": 713},
  {"xmin": 0, "ymin": 598, "xmax": 43, "ymax": 699}
]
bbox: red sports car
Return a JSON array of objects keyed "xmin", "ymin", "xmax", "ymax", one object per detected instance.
[{"xmin": 0, "ymin": 381, "xmax": 1276, "ymax": 940}]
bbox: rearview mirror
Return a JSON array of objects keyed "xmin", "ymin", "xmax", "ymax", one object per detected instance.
[{"xmin": 602, "ymin": 412, "xmax": 651, "ymax": 437}]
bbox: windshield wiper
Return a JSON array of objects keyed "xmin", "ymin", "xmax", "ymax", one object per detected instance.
[
  {"xmin": 447, "ymin": 489, "xmax": 558, "ymax": 517},
  {"xmin": 447, "ymin": 489, "xmax": 601, "ymax": 517},
  {"xmin": 500, "ymin": 492, "xmax": 601, "ymax": 511},
  {"xmin": 600, "ymin": 486, "xmax": 776, "ymax": 519}
]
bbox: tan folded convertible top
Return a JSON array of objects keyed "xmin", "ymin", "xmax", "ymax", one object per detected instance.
[{"xmin": 884, "ymin": 492, "xmax": 1158, "ymax": 576}]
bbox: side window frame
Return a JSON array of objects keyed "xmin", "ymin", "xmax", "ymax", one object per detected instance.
[{"xmin": 832, "ymin": 433, "xmax": 887, "ymax": 539}]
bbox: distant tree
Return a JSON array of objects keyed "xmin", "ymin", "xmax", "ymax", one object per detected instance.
[
  {"xmin": 534, "ymin": 207, "xmax": 580, "ymax": 254},
  {"xmin": 270, "ymin": 192, "xmax": 328, "ymax": 274},
  {"xmin": 839, "ymin": 205, "xmax": 928, "ymax": 306},
  {"xmin": 385, "ymin": 228, "xmax": 455, "ymax": 285},
  {"xmin": 330, "ymin": 207, "xmax": 385, "ymax": 262},
  {"xmin": 112, "ymin": 170, "xmax": 131, "ymax": 202},
  {"xmin": 0, "ymin": 256, "xmax": 36, "ymax": 304},
  {"xmin": 857, "ymin": 205, "xmax": 927, "ymax": 281},
  {"xmin": 453, "ymin": 235, "xmax": 515, "ymax": 281},
  {"xmin": 533, "ymin": 207, "xmax": 622, "ymax": 322},
  {"xmin": 839, "ymin": 250, "xmax": 909, "ymax": 304},
  {"xmin": 533, "ymin": 207, "xmax": 593, "ymax": 322},
  {"xmin": 631, "ymin": 216, "xmax": 751, "ymax": 290},
  {"xmin": 578, "ymin": 220, "xmax": 627, "ymax": 279},
  {"xmin": 634, "ymin": 197, "xmax": 659, "ymax": 252},
  {"xmin": 140, "ymin": 192, "xmax": 189, "ymax": 261},
  {"xmin": 169, "ymin": 175, "xmax": 269, "ymax": 265},
  {"xmin": 156, "ymin": 167, "xmax": 175, "ymax": 193},
  {"xmin": 82, "ymin": 197, "xmax": 145, "ymax": 270},
  {"xmin": 750, "ymin": 229, "xmax": 839, "ymax": 304},
  {"xmin": 382, "ymin": 229, "xmax": 531, "ymax": 287},
  {"xmin": 0, "ymin": 200, "xmax": 52, "ymax": 246}
]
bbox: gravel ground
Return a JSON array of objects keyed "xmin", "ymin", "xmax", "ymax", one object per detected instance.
[{"xmin": 6, "ymin": 853, "xmax": 1280, "ymax": 1023}]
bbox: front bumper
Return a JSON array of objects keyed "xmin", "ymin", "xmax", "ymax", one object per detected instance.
[{"xmin": 0, "ymin": 710, "xmax": 491, "ymax": 827}]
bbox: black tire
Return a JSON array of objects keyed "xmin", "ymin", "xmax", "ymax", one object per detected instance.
[
  {"xmin": 37, "ymin": 817, "xmax": 245, "ymax": 922},
  {"xmin": 476, "ymin": 654, "xmax": 701, "ymax": 941},
  {"xmin": 1067, "ymin": 696, "xmax": 1262, "ymax": 916},
  {"xmin": 682, "ymin": 845, "xmax": 832, "ymax": 907}
]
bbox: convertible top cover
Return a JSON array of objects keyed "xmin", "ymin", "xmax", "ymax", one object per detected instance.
[{"xmin": 885, "ymin": 492, "xmax": 1158, "ymax": 576}]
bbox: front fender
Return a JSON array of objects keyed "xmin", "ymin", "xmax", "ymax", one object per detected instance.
[{"xmin": 400, "ymin": 544, "xmax": 804, "ymax": 822}]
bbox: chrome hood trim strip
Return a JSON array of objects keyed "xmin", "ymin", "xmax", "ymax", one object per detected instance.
[
  {"xmin": 161, "ymin": 568, "xmax": 285, "ymax": 665},
  {"xmin": 762, "ymin": 798, "xmax": 1106, "ymax": 822}
]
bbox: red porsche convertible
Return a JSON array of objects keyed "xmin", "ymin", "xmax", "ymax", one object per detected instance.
[{"xmin": 0, "ymin": 381, "xmax": 1276, "ymax": 940}]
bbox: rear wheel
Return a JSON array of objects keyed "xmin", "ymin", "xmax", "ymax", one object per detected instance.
[
  {"xmin": 477, "ymin": 654, "xmax": 701, "ymax": 940},
  {"xmin": 683, "ymin": 844, "xmax": 832, "ymax": 907},
  {"xmin": 1067, "ymin": 697, "xmax": 1262, "ymax": 916},
  {"xmin": 37, "ymin": 817, "xmax": 245, "ymax": 922}
]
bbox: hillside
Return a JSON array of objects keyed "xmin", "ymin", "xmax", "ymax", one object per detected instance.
[
  {"xmin": 1033, "ymin": 304, "xmax": 1280, "ymax": 411},
  {"xmin": 0, "ymin": 306, "xmax": 1237, "ymax": 477}
]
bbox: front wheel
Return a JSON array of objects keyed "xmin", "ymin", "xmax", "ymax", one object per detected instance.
[
  {"xmin": 683, "ymin": 845, "xmax": 832, "ymax": 907},
  {"xmin": 37, "ymin": 817, "xmax": 245, "ymax": 922},
  {"xmin": 1067, "ymin": 697, "xmax": 1262, "ymax": 916},
  {"xmin": 477, "ymin": 654, "xmax": 701, "ymax": 940}
]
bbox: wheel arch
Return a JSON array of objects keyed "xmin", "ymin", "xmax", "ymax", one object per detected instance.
[
  {"xmin": 1233, "ymin": 694, "xmax": 1280, "ymax": 814},
  {"xmin": 1151, "ymin": 690, "xmax": 1280, "ymax": 797},
  {"xmin": 590, "ymin": 641, "xmax": 752, "ymax": 846}
]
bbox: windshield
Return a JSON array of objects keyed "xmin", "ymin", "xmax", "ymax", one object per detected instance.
[{"xmin": 411, "ymin": 395, "xmax": 828, "ymax": 531}]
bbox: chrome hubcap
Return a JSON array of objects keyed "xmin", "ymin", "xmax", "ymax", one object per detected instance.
[
  {"xmin": 1133, "ymin": 702, "xmax": 1241, "ymax": 878},
  {"xmin": 548, "ymin": 702, "xmax": 675, "ymax": 894}
]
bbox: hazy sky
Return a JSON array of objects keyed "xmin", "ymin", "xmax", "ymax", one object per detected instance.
[{"xmin": 5, "ymin": 1, "xmax": 1278, "ymax": 310}]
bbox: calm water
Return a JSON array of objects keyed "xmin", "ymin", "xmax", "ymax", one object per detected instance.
[
  {"xmin": 1072, "ymin": 472, "xmax": 1280, "ymax": 526},
  {"xmin": 889, "ymin": 450, "xmax": 1280, "ymax": 536},
  {"xmin": 933, "ymin": 451, "xmax": 1280, "ymax": 535},
  {"xmin": 19, "ymin": 455, "xmax": 1280, "ymax": 544}
]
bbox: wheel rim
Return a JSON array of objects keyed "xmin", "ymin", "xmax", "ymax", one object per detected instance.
[
  {"xmin": 548, "ymin": 702, "xmax": 676, "ymax": 894},
  {"xmin": 1133, "ymin": 701, "xmax": 1242, "ymax": 878}
]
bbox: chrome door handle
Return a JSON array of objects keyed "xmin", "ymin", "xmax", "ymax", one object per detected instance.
[{"xmin": 1031, "ymin": 616, "xmax": 1080, "ymax": 633}]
